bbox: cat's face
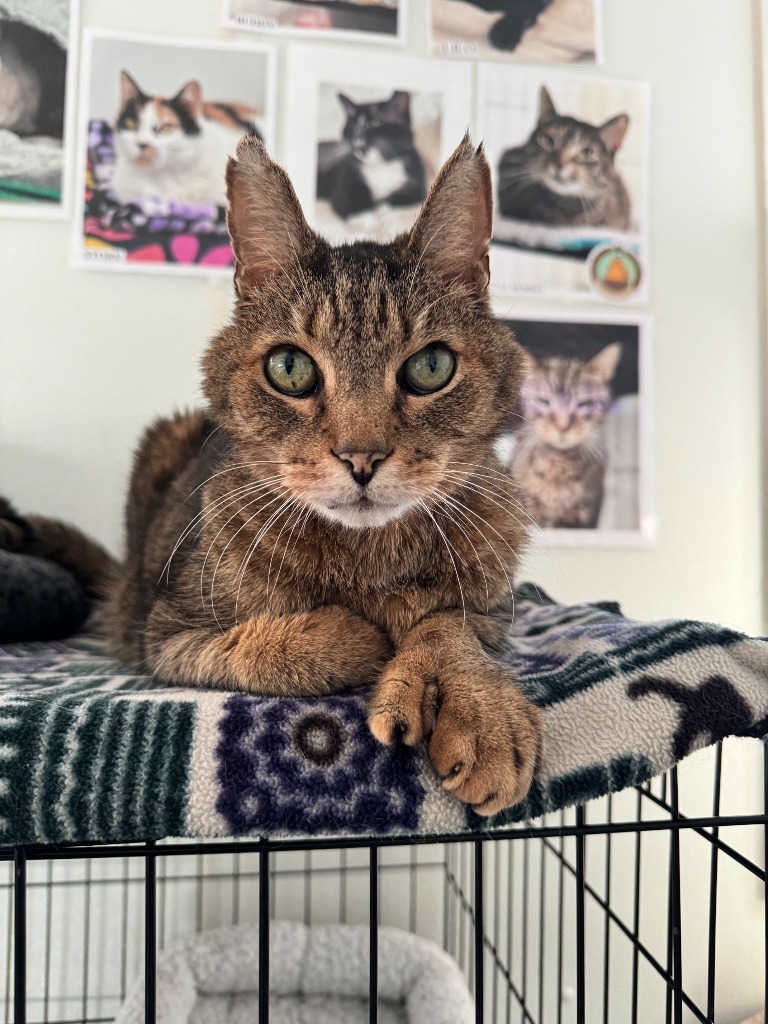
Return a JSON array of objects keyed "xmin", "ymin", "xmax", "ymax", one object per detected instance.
[
  {"xmin": 114, "ymin": 72, "xmax": 203, "ymax": 175},
  {"xmin": 205, "ymin": 137, "xmax": 524, "ymax": 530},
  {"xmin": 523, "ymin": 86, "xmax": 628, "ymax": 199},
  {"xmin": 338, "ymin": 90, "xmax": 412, "ymax": 163},
  {"xmin": 521, "ymin": 344, "xmax": 622, "ymax": 452}
]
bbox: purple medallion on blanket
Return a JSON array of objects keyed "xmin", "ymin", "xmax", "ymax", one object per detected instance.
[{"xmin": 216, "ymin": 693, "xmax": 425, "ymax": 834}]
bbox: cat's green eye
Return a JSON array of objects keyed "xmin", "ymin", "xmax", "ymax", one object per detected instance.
[
  {"xmin": 123, "ymin": 118, "xmax": 138, "ymax": 130},
  {"xmin": 540, "ymin": 132, "xmax": 555, "ymax": 150},
  {"xmin": 265, "ymin": 346, "xmax": 318, "ymax": 397},
  {"xmin": 402, "ymin": 344, "xmax": 455, "ymax": 396}
]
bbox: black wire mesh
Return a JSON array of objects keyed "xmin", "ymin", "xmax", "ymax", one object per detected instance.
[{"xmin": 2, "ymin": 738, "xmax": 766, "ymax": 1024}]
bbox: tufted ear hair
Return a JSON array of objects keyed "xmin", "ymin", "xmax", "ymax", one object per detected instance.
[
  {"xmin": 225, "ymin": 136, "xmax": 317, "ymax": 299},
  {"xmin": 406, "ymin": 135, "xmax": 493, "ymax": 298}
]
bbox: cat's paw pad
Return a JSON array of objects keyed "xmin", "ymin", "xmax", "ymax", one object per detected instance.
[{"xmin": 428, "ymin": 674, "xmax": 542, "ymax": 816}]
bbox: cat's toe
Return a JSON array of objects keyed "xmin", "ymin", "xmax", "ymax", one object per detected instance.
[{"xmin": 368, "ymin": 652, "xmax": 439, "ymax": 746}]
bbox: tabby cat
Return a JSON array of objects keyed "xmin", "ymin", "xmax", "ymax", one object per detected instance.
[
  {"xmin": 317, "ymin": 90, "xmax": 428, "ymax": 220},
  {"xmin": 105, "ymin": 136, "xmax": 542, "ymax": 817},
  {"xmin": 511, "ymin": 343, "xmax": 623, "ymax": 529},
  {"xmin": 110, "ymin": 71, "xmax": 261, "ymax": 207},
  {"xmin": 0, "ymin": 14, "xmax": 66, "ymax": 138},
  {"xmin": 457, "ymin": 0, "xmax": 555, "ymax": 51},
  {"xmin": 497, "ymin": 86, "xmax": 631, "ymax": 230}
]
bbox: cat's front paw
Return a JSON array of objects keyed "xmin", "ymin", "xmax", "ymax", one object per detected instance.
[{"xmin": 369, "ymin": 652, "xmax": 542, "ymax": 816}]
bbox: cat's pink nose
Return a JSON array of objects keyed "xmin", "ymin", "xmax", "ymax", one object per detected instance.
[{"xmin": 333, "ymin": 449, "xmax": 390, "ymax": 487}]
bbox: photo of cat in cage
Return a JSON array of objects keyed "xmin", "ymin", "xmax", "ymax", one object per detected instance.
[
  {"xmin": 431, "ymin": 0, "xmax": 598, "ymax": 63},
  {"xmin": 224, "ymin": 0, "xmax": 403, "ymax": 43},
  {"xmin": 476, "ymin": 67, "xmax": 649, "ymax": 302},
  {"xmin": 495, "ymin": 313, "xmax": 651, "ymax": 544},
  {"xmin": 72, "ymin": 30, "xmax": 275, "ymax": 275},
  {"xmin": 0, "ymin": 0, "xmax": 78, "ymax": 218},
  {"xmin": 283, "ymin": 45, "xmax": 473, "ymax": 244}
]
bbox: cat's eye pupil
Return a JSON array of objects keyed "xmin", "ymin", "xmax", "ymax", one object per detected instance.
[
  {"xmin": 403, "ymin": 343, "xmax": 455, "ymax": 396},
  {"xmin": 265, "ymin": 346, "xmax": 317, "ymax": 397}
]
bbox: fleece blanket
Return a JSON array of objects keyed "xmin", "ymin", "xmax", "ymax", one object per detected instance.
[
  {"xmin": 116, "ymin": 921, "xmax": 472, "ymax": 1024},
  {"xmin": 0, "ymin": 584, "xmax": 766, "ymax": 847}
]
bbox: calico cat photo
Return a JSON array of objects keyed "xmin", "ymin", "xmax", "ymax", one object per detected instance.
[
  {"xmin": 317, "ymin": 89, "xmax": 429, "ymax": 223},
  {"xmin": 496, "ymin": 317, "xmax": 644, "ymax": 535},
  {"xmin": 0, "ymin": 0, "xmax": 72, "ymax": 210},
  {"xmin": 110, "ymin": 71, "xmax": 262, "ymax": 207},
  {"xmin": 497, "ymin": 85, "xmax": 630, "ymax": 230},
  {"xmin": 101, "ymin": 135, "xmax": 542, "ymax": 817}
]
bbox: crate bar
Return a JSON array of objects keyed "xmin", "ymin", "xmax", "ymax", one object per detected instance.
[
  {"xmin": 474, "ymin": 840, "xmax": 484, "ymax": 1024},
  {"xmin": 602, "ymin": 796, "xmax": 613, "ymax": 1024},
  {"xmin": 669, "ymin": 770, "xmax": 683, "ymax": 1024},
  {"xmin": 145, "ymin": 842, "xmax": 157, "ymax": 1024},
  {"xmin": 370, "ymin": 845, "xmax": 378, "ymax": 1024},
  {"xmin": 706, "ymin": 744, "xmax": 722, "ymax": 1019},
  {"xmin": 575, "ymin": 806, "xmax": 586, "ymax": 1024},
  {"xmin": 9, "ymin": 811, "xmax": 768, "ymax": 863},
  {"xmin": 259, "ymin": 846, "xmax": 270, "ymax": 1024},
  {"xmin": 631, "ymin": 790, "xmax": 642, "ymax": 1024},
  {"xmin": 13, "ymin": 847, "xmax": 26, "ymax": 1024},
  {"xmin": 764, "ymin": 744, "xmax": 767, "ymax": 1019},
  {"xmin": 557, "ymin": 817, "xmax": 565, "ymax": 1024}
]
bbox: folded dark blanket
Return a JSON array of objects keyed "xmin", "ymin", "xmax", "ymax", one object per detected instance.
[
  {"xmin": 0, "ymin": 551, "xmax": 89, "ymax": 643},
  {"xmin": 0, "ymin": 584, "xmax": 765, "ymax": 847}
]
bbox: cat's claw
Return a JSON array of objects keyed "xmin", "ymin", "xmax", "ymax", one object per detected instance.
[{"xmin": 368, "ymin": 653, "xmax": 542, "ymax": 817}]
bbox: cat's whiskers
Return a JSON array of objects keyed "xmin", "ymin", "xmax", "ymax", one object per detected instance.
[
  {"xmin": 264, "ymin": 496, "xmax": 305, "ymax": 597},
  {"xmin": 271, "ymin": 503, "xmax": 314, "ymax": 602},
  {"xmin": 201, "ymin": 486, "xmax": 287, "ymax": 627},
  {"xmin": 233, "ymin": 495, "xmax": 298, "ymax": 623},
  {"xmin": 160, "ymin": 476, "xmax": 282, "ymax": 584},
  {"xmin": 430, "ymin": 497, "xmax": 490, "ymax": 613},
  {"xmin": 434, "ymin": 488, "xmax": 515, "ymax": 603},
  {"xmin": 415, "ymin": 498, "xmax": 467, "ymax": 627},
  {"xmin": 406, "ymin": 225, "xmax": 443, "ymax": 308},
  {"xmin": 442, "ymin": 470, "xmax": 534, "ymax": 533},
  {"xmin": 188, "ymin": 461, "xmax": 289, "ymax": 498}
]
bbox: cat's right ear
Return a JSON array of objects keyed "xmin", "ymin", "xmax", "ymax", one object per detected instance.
[
  {"xmin": 120, "ymin": 71, "xmax": 143, "ymax": 108},
  {"xmin": 338, "ymin": 93, "xmax": 357, "ymax": 118},
  {"xmin": 538, "ymin": 86, "xmax": 557, "ymax": 125},
  {"xmin": 225, "ymin": 136, "xmax": 316, "ymax": 299}
]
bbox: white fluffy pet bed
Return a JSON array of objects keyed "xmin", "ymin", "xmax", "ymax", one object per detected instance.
[{"xmin": 116, "ymin": 920, "xmax": 473, "ymax": 1024}]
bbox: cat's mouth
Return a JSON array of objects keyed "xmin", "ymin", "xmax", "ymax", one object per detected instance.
[{"xmin": 322, "ymin": 494, "xmax": 409, "ymax": 529}]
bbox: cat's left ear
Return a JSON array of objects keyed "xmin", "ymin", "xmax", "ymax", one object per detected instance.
[
  {"xmin": 226, "ymin": 136, "xmax": 316, "ymax": 299},
  {"xmin": 406, "ymin": 135, "xmax": 492, "ymax": 299},
  {"xmin": 587, "ymin": 342, "xmax": 623, "ymax": 382},
  {"xmin": 174, "ymin": 81, "xmax": 203, "ymax": 121},
  {"xmin": 598, "ymin": 114, "xmax": 629, "ymax": 155}
]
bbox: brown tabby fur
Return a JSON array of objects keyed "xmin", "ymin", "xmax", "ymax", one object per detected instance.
[{"xmin": 105, "ymin": 136, "xmax": 542, "ymax": 817}]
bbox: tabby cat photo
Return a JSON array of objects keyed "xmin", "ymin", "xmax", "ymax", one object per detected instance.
[
  {"xmin": 0, "ymin": 0, "xmax": 72, "ymax": 211},
  {"xmin": 496, "ymin": 316, "xmax": 645, "ymax": 538},
  {"xmin": 76, "ymin": 32, "xmax": 274, "ymax": 272},
  {"xmin": 105, "ymin": 135, "xmax": 543, "ymax": 817}
]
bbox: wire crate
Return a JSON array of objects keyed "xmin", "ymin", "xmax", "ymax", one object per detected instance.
[{"xmin": 2, "ymin": 739, "xmax": 766, "ymax": 1024}]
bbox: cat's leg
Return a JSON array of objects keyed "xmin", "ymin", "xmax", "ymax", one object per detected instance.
[
  {"xmin": 488, "ymin": 0, "xmax": 551, "ymax": 51},
  {"xmin": 145, "ymin": 600, "xmax": 392, "ymax": 697},
  {"xmin": 369, "ymin": 612, "xmax": 542, "ymax": 816}
]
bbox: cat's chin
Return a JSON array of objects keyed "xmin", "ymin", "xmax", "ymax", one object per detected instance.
[{"xmin": 318, "ymin": 496, "xmax": 412, "ymax": 530}]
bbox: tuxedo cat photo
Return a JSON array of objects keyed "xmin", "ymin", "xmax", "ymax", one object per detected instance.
[{"xmin": 315, "ymin": 86, "xmax": 441, "ymax": 241}]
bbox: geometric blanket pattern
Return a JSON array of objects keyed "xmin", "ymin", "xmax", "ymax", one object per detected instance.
[{"xmin": 0, "ymin": 584, "xmax": 766, "ymax": 847}]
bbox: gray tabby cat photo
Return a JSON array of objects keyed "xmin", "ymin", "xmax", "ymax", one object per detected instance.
[
  {"xmin": 0, "ymin": 0, "xmax": 72, "ymax": 211},
  {"xmin": 496, "ymin": 316, "xmax": 646, "ymax": 538}
]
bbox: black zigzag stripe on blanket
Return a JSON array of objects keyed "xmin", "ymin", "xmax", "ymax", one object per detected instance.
[{"xmin": 0, "ymin": 584, "xmax": 766, "ymax": 846}]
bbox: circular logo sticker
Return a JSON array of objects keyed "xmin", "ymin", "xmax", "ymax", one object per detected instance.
[{"xmin": 588, "ymin": 246, "xmax": 642, "ymax": 301}]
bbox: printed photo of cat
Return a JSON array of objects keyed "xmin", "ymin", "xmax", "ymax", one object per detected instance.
[
  {"xmin": 476, "ymin": 67, "xmax": 649, "ymax": 301},
  {"xmin": 495, "ymin": 313, "xmax": 651, "ymax": 542},
  {"xmin": 0, "ymin": 0, "xmax": 76, "ymax": 217},
  {"xmin": 431, "ymin": 0, "xmax": 597, "ymax": 63},
  {"xmin": 316, "ymin": 88, "xmax": 433, "ymax": 231},
  {"xmin": 74, "ymin": 31, "xmax": 275, "ymax": 275},
  {"xmin": 284, "ymin": 47, "xmax": 474, "ymax": 246},
  {"xmin": 224, "ymin": 0, "xmax": 402, "ymax": 43}
]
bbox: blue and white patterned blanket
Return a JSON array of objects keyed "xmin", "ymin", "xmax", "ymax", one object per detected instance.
[{"xmin": 0, "ymin": 585, "xmax": 766, "ymax": 847}]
